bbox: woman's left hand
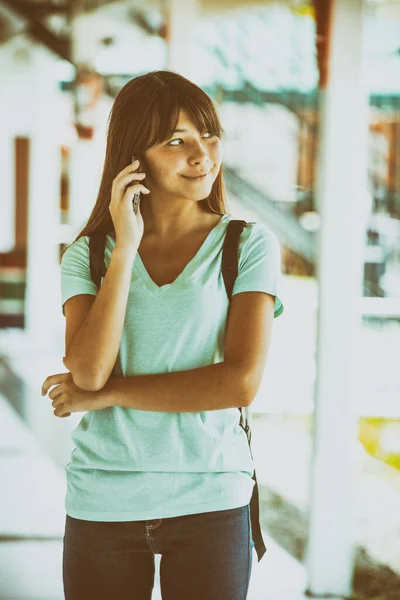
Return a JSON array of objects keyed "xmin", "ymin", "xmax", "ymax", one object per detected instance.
[{"xmin": 41, "ymin": 370, "xmax": 110, "ymax": 418}]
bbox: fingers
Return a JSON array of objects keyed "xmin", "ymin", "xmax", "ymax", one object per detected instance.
[
  {"xmin": 113, "ymin": 160, "xmax": 142, "ymax": 186},
  {"xmin": 128, "ymin": 158, "xmax": 140, "ymax": 172},
  {"xmin": 123, "ymin": 185, "xmax": 150, "ymax": 202},
  {"xmin": 48, "ymin": 385, "xmax": 64, "ymax": 401},
  {"xmin": 41, "ymin": 372, "xmax": 72, "ymax": 418},
  {"xmin": 51, "ymin": 396, "xmax": 64, "ymax": 409},
  {"xmin": 53, "ymin": 405, "xmax": 70, "ymax": 418},
  {"xmin": 116, "ymin": 159, "xmax": 140, "ymax": 176},
  {"xmin": 41, "ymin": 372, "xmax": 71, "ymax": 396},
  {"xmin": 111, "ymin": 172, "xmax": 150, "ymax": 201},
  {"xmin": 118, "ymin": 172, "xmax": 146, "ymax": 188},
  {"xmin": 112, "ymin": 174, "xmax": 147, "ymax": 197},
  {"xmin": 49, "ymin": 393, "xmax": 71, "ymax": 417}
]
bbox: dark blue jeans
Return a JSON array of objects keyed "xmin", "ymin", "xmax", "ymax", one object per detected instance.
[{"xmin": 63, "ymin": 504, "xmax": 254, "ymax": 600}]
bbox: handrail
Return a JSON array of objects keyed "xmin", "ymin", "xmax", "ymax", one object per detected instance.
[{"xmin": 224, "ymin": 165, "xmax": 317, "ymax": 263}]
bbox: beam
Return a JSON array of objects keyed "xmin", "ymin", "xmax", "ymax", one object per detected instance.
[
  {"xmin": 0, "ymin": 0, "xmax": 70, "ymax": 61},
  {"xmin": 17, "ymin": 2, "xmax": 69, "ymax": 16}
]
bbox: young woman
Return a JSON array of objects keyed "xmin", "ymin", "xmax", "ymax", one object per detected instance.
[{"xmin": 41, "ymin": 70, "xmax": 284, "ymax": 600}]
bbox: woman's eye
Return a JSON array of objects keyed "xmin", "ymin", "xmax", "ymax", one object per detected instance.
[{"xmin": 167, "ymin": 132, "xmax": 215, "ymax": 146}]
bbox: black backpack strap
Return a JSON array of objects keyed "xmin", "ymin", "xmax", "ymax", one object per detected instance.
[
  {"xmin": 89, "ymin": 231, "xmax": 107, "ymax": 290},
  {"xmin": 221, "ymin": 219, "xmax": 267, "ymax": 563}
]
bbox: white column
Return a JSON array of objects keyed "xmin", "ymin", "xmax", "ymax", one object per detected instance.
[
  {"xmin": 25, "ymin": 46, "xmax": 62, "ymax": 350},
  {"xmin": 68, "ymin": 139, "xmax": 101, "ymax": 232},
  {"xmin": 306, "ymin": 0, "xmax": 368, "ymax": 597},
  {"xmin": 0, "ymin": 43, "xmax": 17, "ymax": 252},
  {"xmin": 0, "ymin": 132, "xmax": 14, "ymax": 252},
  {"xmin": 68, "ymin": 10, "xmax": 103, "ymax": 234},
  {"xmin": 167, "ymin": 0, "xmax": 200, "ymax": 81}
]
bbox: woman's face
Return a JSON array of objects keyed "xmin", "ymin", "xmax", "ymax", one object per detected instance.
[{"xmin": 142, "ymin": 109, "xmax": 223, "ymax": 202}]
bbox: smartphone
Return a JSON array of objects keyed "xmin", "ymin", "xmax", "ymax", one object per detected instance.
[{"xmin": 131, "ymin": 155, "xmax": 141, "ymax": 215}]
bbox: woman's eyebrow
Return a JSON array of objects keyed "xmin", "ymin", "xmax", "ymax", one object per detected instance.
[{"xmin": 172, "ymin": 127, "xmax": 208, "ymax": 134}]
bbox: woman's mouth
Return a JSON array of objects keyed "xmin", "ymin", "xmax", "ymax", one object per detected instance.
[{"xmin": 181, "ymin": 173, "xmax": 208, "ymax": 182}]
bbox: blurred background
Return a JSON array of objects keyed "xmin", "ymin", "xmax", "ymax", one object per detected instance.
[{"xmin": 0, "ymin": 0, "xmax": 399, "ymax": 599}]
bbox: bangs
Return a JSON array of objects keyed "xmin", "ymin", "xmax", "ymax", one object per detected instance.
[{"xmin": 141, "ymin": 83, "xmax": 222, "ymax": 149}]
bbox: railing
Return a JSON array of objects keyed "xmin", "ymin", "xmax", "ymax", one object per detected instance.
[
  {"xmin": 224, "ymin": 165, "xmax": 316, "ymax": 264},
  {"xmin": 0, "ymin": 249, "xmax": 26, "ymax": 329}
]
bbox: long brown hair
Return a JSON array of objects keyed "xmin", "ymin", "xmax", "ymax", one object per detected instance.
[{"xmin": 62, "ymin": 70, "xmax": 231, "ymax": 257}]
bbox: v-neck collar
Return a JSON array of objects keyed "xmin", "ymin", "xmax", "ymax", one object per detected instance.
[{"xmin": 134, "ymin": 214, "xmax": 230, "ymax": 297}]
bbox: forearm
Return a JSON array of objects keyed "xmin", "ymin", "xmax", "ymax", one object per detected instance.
[
  {"xmin": 67, "ymin": 246, "xmax": 137, "ymax": 391},
  {"xmin": 101, "ymin": 362, "xmax": 251, "ymax": 412}
]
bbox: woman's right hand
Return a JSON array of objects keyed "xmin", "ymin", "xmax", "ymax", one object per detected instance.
[{"xmin": 109, "ymin": 159, "xmax": 150, "ymax": 250}]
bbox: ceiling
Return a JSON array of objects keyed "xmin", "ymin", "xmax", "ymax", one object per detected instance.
[{"xmin": 1, "ymin": 0, "xmax": 399, "ymax": 88}]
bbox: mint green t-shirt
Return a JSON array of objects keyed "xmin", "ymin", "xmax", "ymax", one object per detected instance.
[{"xmin": 60, "ymin": 214, "xmax": 284, "ymax": 521}]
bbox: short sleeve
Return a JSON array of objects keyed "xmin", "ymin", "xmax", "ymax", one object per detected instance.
[
  {"xmin": 232, "ymin": 222, "xmax": 284, "ymax": 318},
  {"xmin": 61, "ymin": 236, "xmax": 98, "ymax": 316}
]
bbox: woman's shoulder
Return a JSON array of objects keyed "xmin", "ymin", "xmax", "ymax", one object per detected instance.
[
  {"xmin": 224, "ymin": 217, "xmax": 279, "ymax": 247},
  {"xmin": 61, "ymin": 235, "xmax": 92, "ymax": 270},
  {"xmin": 63, "ymin": 234, "xmax": 90, "ymax": 252}
]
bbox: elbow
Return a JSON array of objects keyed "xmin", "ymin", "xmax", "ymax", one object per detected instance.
[
  {"xmin": 65, "ymin": 352, "xmax": 109, "ymax": 391},
  {"xmin": 242, "ymin": 373, "xmax": 260, "ymax": 407},
  {"xmin": 242, "ymin": 387, "xmax": 253, "ymax": 408},
  {"xmin": 69, "ymin": 365, "xmax": 107, "ymax": 392},
  {"xmin": 244, "ymin": 388, "xmax": 256, "ymax": 407},
  {"xmin": 73, "ymin": 375, "xmax": 105, "ymax": 392},
  {"xmin": 225, "ymin": 363, "xmax": 255, "ymax": 407}
]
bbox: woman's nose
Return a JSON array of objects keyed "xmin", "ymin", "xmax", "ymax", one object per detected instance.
[{"xmin": 189, "ymin": 142, "xmax": 208, "ymax": 163}]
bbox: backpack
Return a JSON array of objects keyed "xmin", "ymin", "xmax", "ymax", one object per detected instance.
[{"xmin": 89, "ymin": 219, "xmax": 267, "ymax": 562}]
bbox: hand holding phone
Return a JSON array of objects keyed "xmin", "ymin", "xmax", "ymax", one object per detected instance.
[{"xmin": 109, "ymin": 156, "xmax": 149, "ymax": 250}]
